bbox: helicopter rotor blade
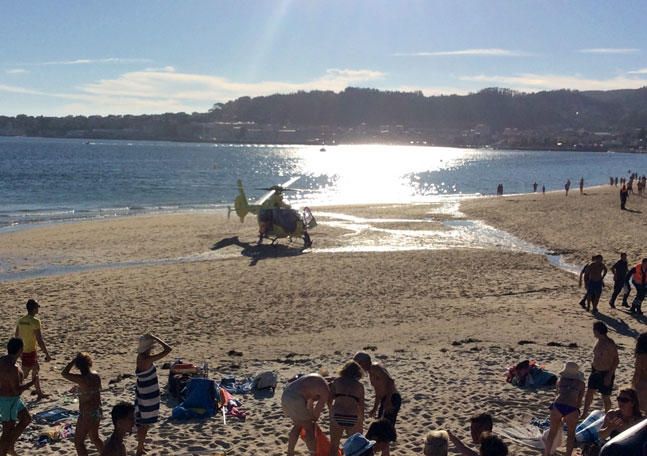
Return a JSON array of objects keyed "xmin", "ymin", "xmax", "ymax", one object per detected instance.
[{"xmin": 255, "ymin": 176, "xmax": 302, "ymax": 205}]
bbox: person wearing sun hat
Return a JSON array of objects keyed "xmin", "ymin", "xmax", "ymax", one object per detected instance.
[
  {"xmin": 342, "ymin": 433, "xmax": 375, "ymax": 456},
  {"xmin": 543, "ymin": 361, "xmax": 585, "ymax": 456},
  {"xmin": 133, "ymin": 334, "xmax": 171, "ymax": 456}
]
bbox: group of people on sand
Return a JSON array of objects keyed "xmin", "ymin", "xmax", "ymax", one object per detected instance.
[
  {"xmin": 0, "ymin": 298, "xmax": 172, "ymax": 456},
  {"xmin": 281, "ymin": 351, "xmax": 510, "ymax": 456},
  {"xmin": 578, "ymin": 253, "xmax": 647, "ymax": 315},
  {"xmin": 544, "ymin": 322, "xmax": 647, "ymax": 456}
]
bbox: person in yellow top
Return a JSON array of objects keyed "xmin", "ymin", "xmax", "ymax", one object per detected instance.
[{"xmin": 15, "ymin": 299, "xmax": 51, "ymax": 400}]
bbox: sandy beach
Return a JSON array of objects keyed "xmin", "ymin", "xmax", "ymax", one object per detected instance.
[{"xmin": 1, "ymin": 185, "xmax": 645, "ymax": 455}]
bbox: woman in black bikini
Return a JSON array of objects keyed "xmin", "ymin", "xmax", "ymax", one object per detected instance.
[
  {"xmin": 545, "ymin": 362, "xmax": 585, "ymax": 456},
  {"xmin": 329, "ymin": 360, "xmax": 365, "ymax": 456}
]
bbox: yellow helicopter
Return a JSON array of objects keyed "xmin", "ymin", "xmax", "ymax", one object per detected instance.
[{"xmin": 229, "ymin": 177, "xmax": 316, "ymax": 248}]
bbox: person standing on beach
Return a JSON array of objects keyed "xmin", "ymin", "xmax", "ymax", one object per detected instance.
[
  {"xmin": 544, "ymin": 362, "xmax": 585, "ymax": 456},
  {"xmin": 579, "ymin": 255, "xmax": 606, "ymax": 313},
  {"xmin": 542, "ymin": 185, "xmax": 545, "ymax": 195},
  {"xmin": 609, "ymin": 253, "xmax": 630, "ymax": 308},
  {"xmin": 353, "ymin": 352, "xmax": 401, "ymax": 428},
  {"xmin": 582, "ymin": 322, "xmax": 619, "ymax": 417},
  {"xmin": 329, "ymin": 361, "xmax": 365, "ymax": 455},
  {"xmin": 62, "ymin": 352, "xmax": 103, "ymax": 456},
  {"xmin": 565, "ymin": 179, "xmax": 571, "ymax": 196},
  {"xmin": 578, "ymin": 256, "xmax": 596, "ymax": 311},
  {"xmin": 15, "ymin": 299, "xmax": 51, "ymax": 400},
  {"xmin": 0, "ymin": 338, "xmax": 33, "ymax": 456},
  {"xmin": 620, "ymin": 184, "xmax": 629, "ymax": 210},
  {"xmin": 134, "ymin": 334, "xmax": 171, "ymax": 456},
  {"xmin": 579, "ymin": 177, "xmax": 584, "ymax": 194},
  {"xmin": 627, "ymin": 259, "xmax": 647, "ymax": 314},
  {"xmin": 281, "ymin": 373, "xmax": 331, "ymax": 456},
  {"xmin": 533, "ymin": 182, "xmax": 538, "ymax": 192},
  {"xmin": 101, "ymin": 402, "xmax": 135, "ymax": 456},
  {"xmin": 632, "ymin": 333, "xmax": 647, "ymax": 414}
]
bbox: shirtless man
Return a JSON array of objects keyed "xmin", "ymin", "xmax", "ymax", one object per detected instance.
[
  {"xmin": 580, "ymin": 255, "xmax": 607, "ymax": 313},
  {"xmin": 101, "ymin": 402, "xmax": 135, "ymax": 456},
  {"xmin": 280, "ymin": 373, "xmax": 331, "ymax": 456},
  {"xmin": 353, "ymin": 352, "xmax": 401, "ymax": 428},
  {"xmin": 0, "ymin": 338, "xmax": 34, "ymax": 456},
  {"xmin": 15, "ymin": 299, "xmax": 51, "ymax": 399},
  {"xmin": 582, "ymin": 322, "xmax": 619, "ymax": 417}
]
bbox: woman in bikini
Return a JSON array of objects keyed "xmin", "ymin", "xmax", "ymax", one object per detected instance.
[
  {"xmin": 329, "ymin": 360, "xmax": 365, "ymax": 456},
  {"xmin": 61, "ymin": 352, "xmax": 103, "ymax": 456},
  {"xmin": 544, "ymin": 361, "xmax": 585, "ymax": 456},
  {"xmin": 598, "ymin": 388, "xmax": 642, "ymax": 441}
]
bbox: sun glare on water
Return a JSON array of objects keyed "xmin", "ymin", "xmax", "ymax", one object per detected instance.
[{"xmin": 286, "ymin": 144, "xmax": 478, "ymax": 206}]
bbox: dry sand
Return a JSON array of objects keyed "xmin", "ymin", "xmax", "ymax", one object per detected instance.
[{"xmin": 0, "ymin": 186, "xmax": 644, "ymax": 455}]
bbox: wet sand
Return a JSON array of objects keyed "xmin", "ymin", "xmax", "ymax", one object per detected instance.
[{"xmin": 0, "ymin": 187, "xmax": 644, "ymax": 455}]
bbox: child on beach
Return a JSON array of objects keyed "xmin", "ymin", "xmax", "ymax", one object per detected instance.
[
  {"xmin": 423, "ymin": 430, "xmax": 448, "ymax": 456},
  {"xmin": 447, "ymin": 413, "xmax": 493, "ymax": 456},
  {"xmin": 62, "ymin": 352, "xmax": 103, "ymax": 455},
  {"xmin": 101, "ymin": 402, "xmax": 135, "ymax": 456},
  {"xmin": 544, "ymin": 362, "xmax": 585, "ymax": 456}
]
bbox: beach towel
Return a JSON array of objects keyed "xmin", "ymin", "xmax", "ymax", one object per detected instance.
[
  {"xmin": 33, "ymin": 407, "xmax": 78, "ymax": 424},
  {"xmin": 500, "ymin": 422, "xmax": 560, "ymax": 451},
  {"xmin": 300, "ymin": 423, "xmax": 341, "ymax": 456},
  {"xmin": 221, "ymin": 377, "xmax": 254, "ymax": 395},
  {"xmin": 135, "ymin": 364, "xmax": 161, "ymax": 426},
  {"xmin": 36, "ymin": 422, "xmax": 75, "ymax": 446}
]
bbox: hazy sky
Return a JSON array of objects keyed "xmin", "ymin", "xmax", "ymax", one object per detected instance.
[{"xmin": 1, "ymin": 0, "xmax": 646, "ymax": 116}]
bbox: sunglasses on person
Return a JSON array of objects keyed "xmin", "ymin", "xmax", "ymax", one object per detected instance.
[{"xmin": 617, "ymin": 396, "xmax": 633, "ymax": 403}]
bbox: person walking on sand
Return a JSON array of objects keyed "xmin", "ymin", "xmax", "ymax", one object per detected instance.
[
  {"xmin": 101, "ymin": 402, "xmax": 135, "ymax": 456},
  {"xmin": 582, "ymin": 322, "xmax": 619, "ymax": 417},
  {"xmin": 620, "ymin": 184, "xmax": 629, "ymax": 210},
  {"xmin": 62, "ymin": 352, "xmax": 103, "ymax": 456},
  {"xmin": 579, "ymin": 177, "xmax": 584, "ymax": 194},
  {"xmin": 353, "ymin": 352, "xmax": 401, "ymax": 427},
  {"xmin": 626, "ymin": 258, "xmax": 647, "ymax": 314},
  {"xmin": 281, "ymin": 373, "xmax": 331, "ymax": 456},
  {"xmin": 329, "ymin": 361, "xmax": 365, "ymax": 456},
  {"xmin": 565, "ymin": 179, "xmax": 571, "ymax": 196},
  {"xmin": 632, "ymin": 333, "xmax": 647, "ymax": 413},
  {"xmin": 134, "ymin": 334, "xmax": 171, "ymax": 456},
  {"xmin": 609, "ymin": 253, "xmax": 630, "ymax": 308},
  {"xmin": 544, "ymin": 362, "xmax": 585, "ymax": 456},
  {"xmin": 15, "ymin": 299, "xmax": 51, "ymax": 400},
  {"xmin": 579, "ymin": 255, "xmax": 607, "ymax": 313},
  {"xmin": 0, "ymin": 338, "xmax": 34, "ymax": 456}
]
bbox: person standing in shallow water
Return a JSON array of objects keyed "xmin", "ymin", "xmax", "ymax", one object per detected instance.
[{"xmin": 582, "ymin": 322, "xmax": 619, "ymax": 417}]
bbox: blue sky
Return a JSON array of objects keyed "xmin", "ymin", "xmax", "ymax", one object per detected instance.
[{"xmin": 1, "ymin": 0, "xmax": 646, "ymax": 116}]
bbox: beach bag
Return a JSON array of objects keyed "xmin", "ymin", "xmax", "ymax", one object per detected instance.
[{"xmin": 253, "ymin": 371, "xmax": 278, "ymax": 390}]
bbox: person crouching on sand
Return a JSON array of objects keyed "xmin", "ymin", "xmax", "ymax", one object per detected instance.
[
  {"xmin": 281, "ymin": 373, "xmax": 331, "ymax": 456},
  {"xmin": 0, "ymin": 338, "xmax": 33, "ymax": 456},
  {"xmin": 544, "ymin": 362, "xmax": 585, "ymax": 456},
  {"xmin": 353, "ymin": 352, "xmax": 401, "ymax": 427},
  {"xmin": 62, "ymin": 352, "xmax": 103, "ymax": 455},
  {"xmin": 101, "ymin": 402, "xmax": 135, "ymax": 456},
  {"xmin": 134, "ymin": 334, "xmax": 172, "ymax": 456}
]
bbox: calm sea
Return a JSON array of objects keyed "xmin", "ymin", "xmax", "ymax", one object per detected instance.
[{"xmin": 1, "ymin": 136, "xmax": 645, "ymax": 228}]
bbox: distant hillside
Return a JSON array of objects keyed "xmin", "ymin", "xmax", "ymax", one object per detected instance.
[{"xmin": 1, "ymin": 87, "xmax": 646, "ymax": 149}]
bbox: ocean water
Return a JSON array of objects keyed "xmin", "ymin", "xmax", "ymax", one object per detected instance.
[{"xmin": 1, "ymin": 136, "xmax": 646, "ymax": 228}]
